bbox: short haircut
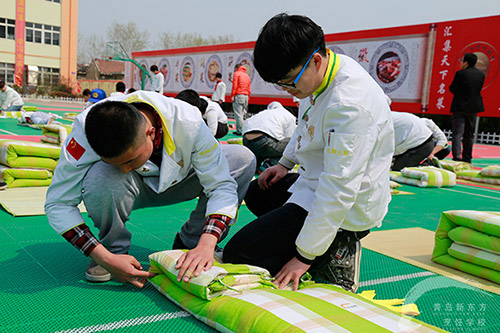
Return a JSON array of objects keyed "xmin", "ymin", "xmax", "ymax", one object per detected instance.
[
  {"xmin": 85, "ymin": 101, "xmax": 146, "ymax": 158},
  {"xmin": 234, "ymin": 64, "xmax": 241, "ymax": 71},
  {"xmin": 82, "ymin": 88, "xmax": 91, "ymax": 96},
  {"xmin": 253, "ymin": 13, "xmax": 326, "ymax": 83},
  {"xmin": 0, "ymin": 81, "xmax": 5, "ymax": 89},
  {"xmin": 150, "ymin": 65, "xmax": 158, "ymax": 72},
  {"xmin": 175, "ymin": 89, "xmax": 201, "ymax": 109},
  {"xmin": 215, "ymin": 72, "xmax": 222, "ymax": 79},
  {"xmin": 127, "ymin": 88, "xmax": 136, "ymax": 94},
  {"xmin": 463, "ymin": 53, "xmax": 478, "ymax": 67},
  {"xmin": 116, "ymin": 81, "xmax": 126, "ymax": 92}
]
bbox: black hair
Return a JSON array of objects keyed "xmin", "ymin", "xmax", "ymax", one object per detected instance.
[
  {"xmin": 0, "ymin": 81, "xmax": 5, "ymax": 89},
  {"xmin": 116, "ymin": 81, "xmax": 126, "ymax": 92},
  {"xmin": 127, "ymin": 88, "xmax": 136, "ymax": 94},
  {"xmin": 199, "ymin": 98, "xmax": 208, "ymax": 114},
  {"xmin": 253, "ymin": 13, "xmax": 326, "ymax": 83},
  {"xmin": 463, "ymin": 53, "xmax": 478, "ymax": 67},
  {"xmin": 85, "ymin": 101, "xmax": 146, "ymax": 158},
  {"xmin": 82, "ymin": 88, "xmax": 91, "ymax": 96},
  {"xmin": 150, "ymin": 65, "xmax": 158, "ymax": 72},
  {"xmin": 175, "ymin": 89, "xmax": 201, "ymax": 109},
  {"xmin": 215, "ymin": 72, "xmax": 222, "ymax": 79}
]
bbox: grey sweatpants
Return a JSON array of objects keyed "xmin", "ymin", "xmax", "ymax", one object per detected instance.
[{"xmin": 81, "ymin": 144, "xmax": 256, "ymax": 254}]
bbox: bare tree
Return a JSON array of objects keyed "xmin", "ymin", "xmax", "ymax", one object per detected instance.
[
  {"xmin": 77, "ymin": 33, "xmax": 106, "ymax": 64},
  {"xmin": 159, "ymin": 32, "xmax": 237, "ymax": 49},
  {"xmin": 106, "ymin": 21, "xmax": 149, "ymax": 55}
]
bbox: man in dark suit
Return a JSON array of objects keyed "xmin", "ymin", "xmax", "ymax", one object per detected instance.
[{"xmin": 449, "ymin": 53, "xmax": 485, "ymax": 163}]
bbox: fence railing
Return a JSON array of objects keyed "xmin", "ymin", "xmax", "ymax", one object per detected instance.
[
  {"xmin": 443, "ymin": 129, "xmax": 500, "ymax": 145},
  {"xmin": 22, "ymin": 94, "xmax": 85, "ymax": 104}
]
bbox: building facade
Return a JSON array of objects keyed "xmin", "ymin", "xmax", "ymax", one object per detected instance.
[{"xmin": 0, "ymin": 0, "xmax": 78, "ymax": 93}]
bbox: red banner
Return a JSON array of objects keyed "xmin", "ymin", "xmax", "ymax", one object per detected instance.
[
  {"xmin": 14, "ymin": 0, "xmax": 25, "ymax": 87},
  {"xmin": 429, "ymin": 16, "xmax": 500, "ymax": 117}
]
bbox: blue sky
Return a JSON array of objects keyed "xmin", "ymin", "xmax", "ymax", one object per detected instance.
[{"xmin": 78, "ymin": 0, "xmax": 500, "ymax": 48}]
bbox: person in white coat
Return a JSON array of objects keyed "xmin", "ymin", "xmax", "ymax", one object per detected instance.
[
  {"xmin": 211, "ymin": 72, "xmax": 226, "ymax": 105},
  {"xmin": 391, "ymin": 111, "xmax": 435, "ymax": 171},
  {"xmin": 0, "ymin": 81, "xmax": 24, "ymax": 111},
  {"xmin": 242, "ymin": 101, "xmax": 296, "ymax": 170},
  {"xmin": 45, "ymin": 91, "xmax": 255, "ymax": 287},
  {"xmin": 150, "ymin": 65, "xmax": 164, "ymax": 94},
  {"xmin": 223, "ymin": 14, "xmax": 394, "ymax": 292}
]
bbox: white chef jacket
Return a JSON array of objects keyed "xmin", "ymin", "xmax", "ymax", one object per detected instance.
[
  {"xmin": 392, "ymin": 111, "xmax": 433, "ymax": 156},
  {"xmin": 0, "ymin": 86, "xmax": 23, "ymax": 108},
  {"xmin": 278, "ymin": 51, "xmax": 394, "ymax": 260},
  {"xmin": 242, "ymin": 102, "xmax": 296, "ymax": 141},
  {"xmin": 421, "ymin": 118, "xmax": 448, "ymax": 148},
  {"xmin": 151, "ymin": 72, "xmax": 164, "ymax": 94},
  {"xmin": 212, "ymin": 81, "xmax": 226, "ymax": 103},
  {"xmin": 45, "ymin": 91, "xmax": 238, "ymax": 235},
  {"xmin": 200, "ymin": 96, "xmax": 228, "ymax": 136}
]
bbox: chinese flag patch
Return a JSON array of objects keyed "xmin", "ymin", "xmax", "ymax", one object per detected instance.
[{"xmin": 67, "ymin": 138, "xmax": 86, "ymax": 160}]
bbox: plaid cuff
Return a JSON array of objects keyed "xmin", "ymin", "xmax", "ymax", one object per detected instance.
[
  {"xmin": 62, "ymin": 224, "xmax": 100, "ymax": 257},
  {"xmin": 202, "ymin": 214, "xmax": 231, "ymax": 240}
]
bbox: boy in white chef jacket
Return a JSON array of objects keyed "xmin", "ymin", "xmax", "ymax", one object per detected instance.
[{"xmin": 223, "ymin": 13, "xmax": 394, "ymax": 292}]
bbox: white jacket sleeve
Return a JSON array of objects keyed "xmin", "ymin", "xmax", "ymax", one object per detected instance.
[
  {"xmin": 279, "ymin": 128, "xmax": 300, "ymax": 169},
  {"xmin": 44, "ymin": 115, "xmax": 100, "ymax": 234},
  {"xmin": 295, "ymin": 103, "xmax": 377, "ymax": 257},
  {"xmin": 190, "ymin": 120, "xmax": 238, "ymax": 219},
  {"xmin": 423, "ymin": 118, "xmax": 448, "ymax": 147},
  {"xmin": 204, "ymin": 110, "xmax": 218, "ymax": 136}
]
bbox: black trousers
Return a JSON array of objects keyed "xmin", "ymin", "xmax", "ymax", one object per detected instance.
[
  {"xmin": 452, "ymin": 112, "xmax": 476, "ymax": 163},
  {"xmin": 223, "ymin": 174, "xmax": 368, "ymax": 275},
  {"xmin": 392, "ymin": 136, "xmax": 434, "ymax": 171}
]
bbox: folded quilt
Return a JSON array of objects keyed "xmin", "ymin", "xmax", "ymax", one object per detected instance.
[
  {"xmin": 390, "ymin": 166, "xmax": 456, "ymax": 188},
  {"xmin": 432, "ymin": 210, "xmax": 500, "ymax": 284},
  {"xmin": 437, "ymin": 159, "xmax": 473, "ymax": 173},
  {"xmin": 456, "ymin": 167, "xmax": 500, "ymax": 185},
  {"xmin": 149, "ymin": 250, "xmax": 274, "ymax": 300},
  {"xmin": 149, "ymin": 250, "xmax": 444, "ymax": 333},
  {"xmin": 40, "ymin": 124, "xmax": 72, "ymax": 146},
  {"xmin": 0, "ymin": 165, "xmax": 52, "ymax": 188},
  {"xmin": 0, "ymin": 139, "xmax": 60, "ymax": 171}
]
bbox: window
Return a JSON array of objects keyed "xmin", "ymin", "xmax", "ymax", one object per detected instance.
[
  {"xmin": 38, "ymin": 67, "xmax": 60, "ymax": 85},
  {"xmin": 0, "ymin": 62, "xmax": 15, "ymax": 85},
  {"xmin": 25, "ymin": 22, "xmax": 60, "ymax": 45},
  {"xmin": 0, "ymin": 18, "xmax": 16, "ymax": 40}
]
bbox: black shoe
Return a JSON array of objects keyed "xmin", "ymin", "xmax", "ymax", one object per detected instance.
[
  {"xmin": 172, "ymin": 233, "xmax": 188, "ymax": 250},
  {"xmin": 309, "ymin": 231, "xmax": 363, "ymax": 293},
  {"xmin": 233, "ymin": 131, "xmax": 242, "ymax": 136},
  {"xmin": 0, "ymin": 182, "xmax": 7, "ymax": 190}
]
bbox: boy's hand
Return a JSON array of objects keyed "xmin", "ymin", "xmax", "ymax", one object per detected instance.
[
  {"xmin": 175, "ymin": 234, "xmax": 217, "ymax": 282},
  {"xmin": 90, "ymin": 245, "xmax": 153, "ymax": 288},
  {"xmin": 258, "ymin": 164, "xmax": 289, "ymax": 190},
  {"xmin": 274, "ymin": 257, "xmax": 310, "ymax": 291}
]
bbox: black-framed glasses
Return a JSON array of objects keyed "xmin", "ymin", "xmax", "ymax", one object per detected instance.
[{"xmin": 274, "ymin": 47, "xmax": 320, "ymax": 89}]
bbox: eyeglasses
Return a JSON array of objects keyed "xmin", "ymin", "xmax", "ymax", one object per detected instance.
[{"xmin": 275, "ymin": 47, "xmax": 320, "ymax": 89}]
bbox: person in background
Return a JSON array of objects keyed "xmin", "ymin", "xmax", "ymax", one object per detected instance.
[
  {"xmin": 127, "ymin": 88, "xmax": 136, "ymax": 94},
  {"xmin": 449, "ymin": 53, "xmax": 485, "ymax": 164},
  {"xmin": 242, "ymin": 101, "xmax": 296, "ymax": 171},
  {"xmin": 391, "ymin": 111, "xmax": 435, "ymax": 171},
  {"xmin": 110, "ymin": 82, "xmax": 126, "ymax": 97},
  {"xmin": 212, "ymin": 72, "xmax": 226, "ymax": 105},
  {"xmin": 85, "ymin": 89, "xmax": 107, "ymax": 110},
  {"xmin": 421, "ymin": 117, "xmax": 451, "ymax": 161},
  {"xmin": 231, "ymin": 64, "xmax": 251, "ymax": 136},
  {"xmin": 175, "ymin": 89, "xmax": 229, "ymax": 139},
  {"xmin": 150, "ymin": 65, "xmax": 164, "ymax": 95},
  {"xmin": 0, "ymin": 80, "xmax": 24, "ymax": 112},
  {"xmin": 82, "ymin": 89, "xmax": 92, "ymax": 103}
]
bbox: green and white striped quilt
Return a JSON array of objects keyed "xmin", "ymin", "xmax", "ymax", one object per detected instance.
[
  {"xmin": 149, "ymin": 250, "xmax": 445, "ymax": 332},
  {"xmin": 390, "ymin": 166, "xmax": 456, "ymax": 188},
  {"xmin": 432, "ymin": 210, "xmax": 500, "ymax": 284},
  {"xmin": 0, "ymin": 165, "xmax": 52, "ymax": 188},
  {"xmin": 456, "ymin": 167, "xmax": 500, "ymax": 185},
  {"xmin": 0, "ymin": 140, "xmax": 60, "ymax": 171}
]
